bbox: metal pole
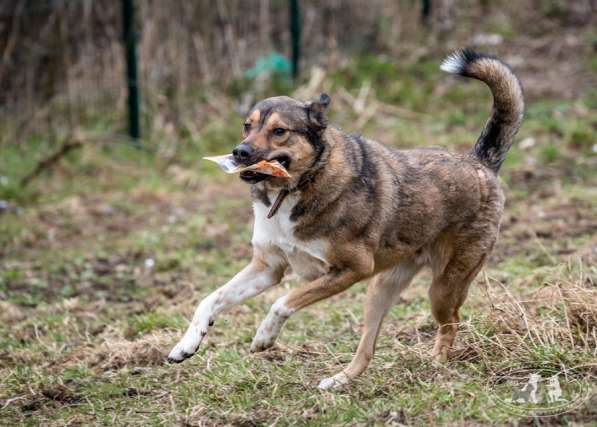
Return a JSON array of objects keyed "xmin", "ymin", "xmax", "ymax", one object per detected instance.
[
  {"xmin": 122, "ymin": 0, "xmax": 140, "ymax": 141},
  {"xmin": 421, "ymin": 0, "xmax": 432, "ymax": 26},
  {"xmin": 289, "ymin": 0, "xmax": 300, "ymax": 80}
]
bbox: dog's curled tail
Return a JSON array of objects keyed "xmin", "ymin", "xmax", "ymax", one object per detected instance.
[{"xmin": 441, "ymin": 49, "xmax": 524, "ymax": 173}]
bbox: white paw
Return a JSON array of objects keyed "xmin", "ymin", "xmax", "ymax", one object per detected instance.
[
  {"xmin": 250, "ymin": 297, "xmax": 291, "ymax": 352},
  {"xmin": 167, "ymin": 328, "xmax": 206, "ymax": 363},
  {"xmin": 250, "ymin": 321, "xmax": 280, "ymax": 352},
  {"xmin": 318, "ymin": 372, "xmax": 350, "ymax": 390}
]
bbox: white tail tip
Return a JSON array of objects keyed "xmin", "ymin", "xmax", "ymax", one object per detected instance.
[{"xmin": 440, "ymin": 51, "xmax": 466, "ymax": 74}]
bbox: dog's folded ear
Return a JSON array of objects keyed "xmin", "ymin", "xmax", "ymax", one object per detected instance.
[{"xmin": 306, "ymin": 93, "xmax": 331, "ymax": 129}]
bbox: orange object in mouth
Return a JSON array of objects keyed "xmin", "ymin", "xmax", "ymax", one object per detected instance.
[{"xmin": 203, "ymin": 154, "xmax": 291, "ymax": 178}]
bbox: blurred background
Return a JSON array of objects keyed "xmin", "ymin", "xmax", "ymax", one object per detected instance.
[
  {"xmin": 0, "ymin": 1, "xmax": 596, "ymax": 425},
  {"xmin": 1, "ymin": 1, "xmax": 595, "ymax": 161}
]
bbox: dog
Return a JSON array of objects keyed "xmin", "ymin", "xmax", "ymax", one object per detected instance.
[
  {"xmin": 513, "ymin": 373, "xmax": 542, "ymax": 404},
  {"xmin": 168, "ymin": 49, "xmax": 524, "ymax": 390}
]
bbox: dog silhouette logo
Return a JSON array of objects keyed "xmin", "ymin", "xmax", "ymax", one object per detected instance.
[
  {"xmin": 546, "ymin": 375, "xmax": 567, "ymax": 404},
  {"xmin": 512, "ymin": 373, "xmax": 542, "ymax": 404},
  {"xmin": 489, "ymin": 364, "xmax": 591, "ymax": 417}
]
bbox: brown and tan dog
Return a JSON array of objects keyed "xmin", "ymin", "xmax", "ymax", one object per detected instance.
[{"xmin": 168, "ymin": 49, "xmax": 524, "ymax": 390}]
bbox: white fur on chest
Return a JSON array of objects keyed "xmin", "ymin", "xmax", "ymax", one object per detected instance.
[{"xmin": 252, "ymin": 192, "xmax": 329, "ymax": 280}]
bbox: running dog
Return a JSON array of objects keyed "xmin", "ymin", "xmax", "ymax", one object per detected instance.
[{"xmin": 168, "ymin": 49, "xmax": 524, "ymax": 390}]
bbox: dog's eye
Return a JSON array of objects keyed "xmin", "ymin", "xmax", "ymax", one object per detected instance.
[
  {"xmin": 272, "ymin": 128, "xmax": 286, "ymax": 136},
  {"xmin": 243, "ymin": 123, "xmax": 251, "ymax": 134}
]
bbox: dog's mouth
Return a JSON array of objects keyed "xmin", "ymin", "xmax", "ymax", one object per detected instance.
[
  {"xmin": 239, "ymin": 170, "xmax": 267, "ymax": 183},
  {"xmin": 239, "ymin": 155, "xmax": 292, "ymax": 184}
]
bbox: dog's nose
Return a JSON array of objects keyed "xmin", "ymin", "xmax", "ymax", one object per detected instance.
[{"xmin": 232, "ymin": 143, "xmax": 253, "ymax": 163}]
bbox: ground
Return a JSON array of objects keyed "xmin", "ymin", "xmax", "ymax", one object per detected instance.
[{"xmin": 0, "ymin": 54, "xmax": 596, "ymax": 426}]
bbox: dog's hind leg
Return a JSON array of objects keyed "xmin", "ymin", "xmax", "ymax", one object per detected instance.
[
  {"xmin": 168, "ymin": 248, "xmax": 286, "ymax": 363},
  {"xmin": 428, "ymin": 246, "xmax": 488, "ymax": 363},
  {"xmin": 318, "ymin": 260, "xmax": 422, "ymax": 390},
  {"xmin": 250, "ymin": 252, "xmax": 374, "ymax": 353}
]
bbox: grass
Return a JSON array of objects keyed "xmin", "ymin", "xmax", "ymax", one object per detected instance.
[{"xmin": 1, "ymin": 55, "xmax": 596, "ymax": 426}]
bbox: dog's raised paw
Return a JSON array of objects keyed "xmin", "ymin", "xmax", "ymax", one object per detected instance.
[
  {"xmin": 167, "ymin": 331, "xmax": 205, "ymax": 363},
  {"xmin": 317, "ymin": 372, "xmax": 350, "ymax": 391},
  {"xmin": 167, "ymin": 354, "xmax": 184, "ymax": 364},
  {"xmin": 167, "ymin": 345, "xmax": 196, "ymax": 363}
]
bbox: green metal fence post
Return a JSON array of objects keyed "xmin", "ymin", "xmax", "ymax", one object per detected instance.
[
  {"xmin": 421, "ymin": 0, "xmax": 432, "ymax": 26},
  {"xmin": 289, "ymin": 0, "xmax": 301, "ymax": 80},
  {"xmin": 122, "ymin": 0, "xmax": 140, "ymax": 141}
]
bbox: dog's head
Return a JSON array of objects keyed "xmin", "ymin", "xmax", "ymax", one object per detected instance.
[{"xmin": 233, "ymin": 93, "xmax": 331, "ymax": 185}]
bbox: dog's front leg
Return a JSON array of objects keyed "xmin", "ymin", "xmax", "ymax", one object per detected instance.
[
  {"xmin": 168, "ymin": 251, "xmax": 286, "ymax": 363},
  {"xmin": 250, "ymin": 255, "xmax": 373, "ymax": 353}
]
